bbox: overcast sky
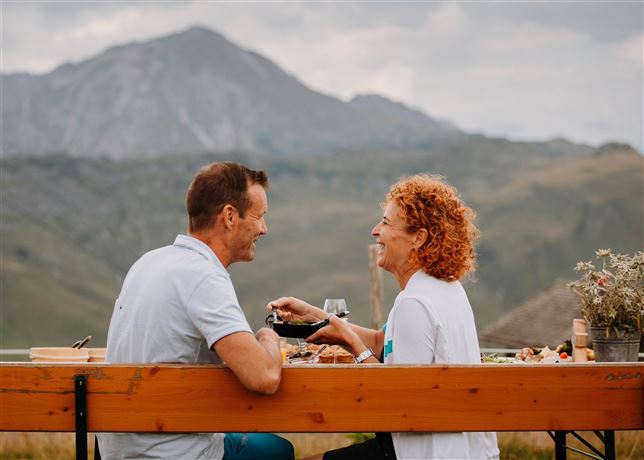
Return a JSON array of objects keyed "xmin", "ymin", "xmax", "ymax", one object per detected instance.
[{"xmin": 2, "ymin": 1, "xmax": 642, "ymax": 150}]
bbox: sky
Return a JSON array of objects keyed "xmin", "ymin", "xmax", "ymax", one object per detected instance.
[{"xmin": 2, "ymin": 1, "xmax": 643, "ymax": 150}]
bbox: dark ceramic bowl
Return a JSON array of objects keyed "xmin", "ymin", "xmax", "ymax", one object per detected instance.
[{"xmin": 270, "ymin": 321, "xmax": 327, "ymax": 339}]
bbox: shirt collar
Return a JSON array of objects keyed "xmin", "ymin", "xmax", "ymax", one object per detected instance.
[{"xmin": 173, "ymin": 234, "xmax": 228, "ymax": 274}]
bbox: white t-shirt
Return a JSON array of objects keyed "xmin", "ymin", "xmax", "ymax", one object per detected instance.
[
  {"xmin": 97, "ymin": 234, "xmax": 253, "ymax": 460},
  {"xmin": 383, "ymin": 271, "xmax": 500, "ymax": 460}
]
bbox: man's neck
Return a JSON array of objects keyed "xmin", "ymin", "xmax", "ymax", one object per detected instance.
[{"xmin": 188, "ymin": 230, "xmax": 232, "ymax": 268}]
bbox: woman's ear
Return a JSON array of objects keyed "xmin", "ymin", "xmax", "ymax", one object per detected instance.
[{"xmin": 414, "ymin": 228, "xmax": 428, "ymax": 249}]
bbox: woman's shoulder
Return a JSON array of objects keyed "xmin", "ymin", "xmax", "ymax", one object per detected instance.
[
  {"xmin": 396, "ymin": 272, "xmax": 470, "ymax": 315},
  {"xmin": 405, "ymin": 271, "xmax": 464, "ymax": 295}
]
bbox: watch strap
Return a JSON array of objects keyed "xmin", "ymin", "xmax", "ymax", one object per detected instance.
[{"xmin": 355, "ymin": 347, "xmax": 375, "ymax": 364}]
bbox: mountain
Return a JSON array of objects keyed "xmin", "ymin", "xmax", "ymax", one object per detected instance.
[
  {"xmin": 348, "ymin": 93, "xmax": 461, "ymax": 138},
  {"xmin": 1, "ymin": 26, "xmax": 464, "ymax": 158},
  {"xmin": 2, "ymin": 143, "xmax": 641, "ymax": 348},
  {"xmin": 2, "ymin": 24, "xmax": 639, "ymax": 351}
]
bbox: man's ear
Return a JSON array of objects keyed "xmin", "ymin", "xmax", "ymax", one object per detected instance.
[
  {"xmin": 414, "ymin": 228, "xmax": 428, "ymax": 249},
  {"xmin": 222, "ymin": 204, "xmax": 237, "ymax": 230}
]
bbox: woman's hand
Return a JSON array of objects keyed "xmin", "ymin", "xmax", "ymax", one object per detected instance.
[
  {"xmin": 306, "ymin": 316, "xmax": 365, "ymax": 356},
  {"xmin": 266, "ymin": 296, "xmax": 326, "ymax": 323}
]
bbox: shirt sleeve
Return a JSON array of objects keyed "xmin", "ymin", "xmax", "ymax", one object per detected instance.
[
  {"xmin": 185, "ymin": 272, "xmax": 253, "ymax": 348},
  {"xmin": 391, "ymin": 297, "xmax": 438, "ymax": 364}
]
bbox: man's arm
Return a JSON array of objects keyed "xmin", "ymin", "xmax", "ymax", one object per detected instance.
[{"xmin": 213, "ymin": 328, "xmax": 282, "ymax": 395}]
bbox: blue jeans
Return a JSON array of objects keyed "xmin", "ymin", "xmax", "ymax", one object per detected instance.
[{"xmin": 223, "ymin": 433, "xmax": 295, "ymax": 460}]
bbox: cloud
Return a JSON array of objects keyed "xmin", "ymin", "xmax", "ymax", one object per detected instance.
[
  {"xmin": 616, "ymin": 33, "xmax": 644, "ymax": 68},
  {"xmin": 423, "ymin": 1, "xmax": 468, "ymax": 40},
  {"xmin": 52, "ymin": 8, "xmax": 143, "ymax": 43},
  {"xmin": 1, "ymin": 1, "xmax": 642, "ymax": 150}
]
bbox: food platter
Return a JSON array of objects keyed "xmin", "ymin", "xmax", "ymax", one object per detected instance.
[{"xmin": 284, "ymin": 343, "xmax": 355, "ymax": 364}]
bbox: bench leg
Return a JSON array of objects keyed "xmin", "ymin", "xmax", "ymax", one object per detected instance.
[
  {"xmin": 75, "ymin": 375, "xmax": 88, "ymax": 460},
  {"xmin": 554, "ymin": 431, "xmax": 567, "ymax": 460},
  {"xmin": 602, "ymin": 430, "xmax": 615, "ymax": 460}
]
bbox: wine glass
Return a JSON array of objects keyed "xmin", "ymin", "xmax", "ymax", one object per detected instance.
[
  {"xmin": 296, "ymin": 339, "xmax": 308, "ymax": 356},
  {"xmin": 323, "ymin": 298, "xmax": 348, "ymax": 317}
]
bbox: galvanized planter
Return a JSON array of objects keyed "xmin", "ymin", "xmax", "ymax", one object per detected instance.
[{"xmin": 590, "ymin": 326, "xmax": 641, "ymax": 362}]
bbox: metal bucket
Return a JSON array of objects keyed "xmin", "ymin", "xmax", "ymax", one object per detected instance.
[{"xmin": 590, "ymin": 327, "xmax": 641, "ymax": 362}]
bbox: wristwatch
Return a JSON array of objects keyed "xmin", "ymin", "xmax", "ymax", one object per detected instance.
[{"xmin": 354, "ymin": 347, "xmax": 375, "ymax": 364}]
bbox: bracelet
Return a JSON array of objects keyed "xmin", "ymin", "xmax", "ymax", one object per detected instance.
[{"xmin": 354, "ymin": 347, "xmax": 375, "ymax": 364}]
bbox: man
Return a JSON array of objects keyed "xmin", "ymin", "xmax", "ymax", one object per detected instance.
[{"xmin": 97, "ymin": 162, "xmax": 294, "ymax": 460}]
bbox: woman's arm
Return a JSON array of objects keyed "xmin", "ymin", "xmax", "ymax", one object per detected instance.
[
  {"xmin": 306, "ymin": 316, "xmax": 384, "ymax": 362},
  {"xmin": 347, "ymin": 323, "xmax": 385, "ymax": 360}
]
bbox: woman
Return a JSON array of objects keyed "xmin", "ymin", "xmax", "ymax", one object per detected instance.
[{"xmin": 268, "ymin": 174, "xmax": 499, "ymax": 460}]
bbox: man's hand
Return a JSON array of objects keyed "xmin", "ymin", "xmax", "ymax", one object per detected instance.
[{"xmin": 266, "ymin": 296, "xmax": 326, "ymax": 323}]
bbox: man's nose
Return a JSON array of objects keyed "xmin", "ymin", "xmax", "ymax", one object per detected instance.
[{"xmin": 371, "ymin": 223, "xmax": 380, "ymax": 236}]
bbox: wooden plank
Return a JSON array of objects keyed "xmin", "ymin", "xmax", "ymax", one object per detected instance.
[{"xmin": 1, "ymin": 363, "xmax": 642, "ymax": 433}]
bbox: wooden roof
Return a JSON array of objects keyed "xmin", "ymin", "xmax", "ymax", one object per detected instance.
[{"xmin": 479, "ymin": 279, "xmax": 582, "ymax": 349}]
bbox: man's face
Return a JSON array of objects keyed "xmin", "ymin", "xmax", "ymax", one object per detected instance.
[{"xmin": 231, "ymin": 183, "xmax": 268, "ymax": 263}]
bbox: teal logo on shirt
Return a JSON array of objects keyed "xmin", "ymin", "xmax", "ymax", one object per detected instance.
[
  {"xmin": 384, "ymin": 340, "xmax": 393, "ymax": 358},
  {"xmin": 382, "ymin": 322, "xmax": 393, "ymax": 358}
]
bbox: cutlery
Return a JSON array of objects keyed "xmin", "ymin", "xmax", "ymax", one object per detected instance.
[{"xmin": 72, "ymin": 335, "xmax": 92, "ymax": 349}]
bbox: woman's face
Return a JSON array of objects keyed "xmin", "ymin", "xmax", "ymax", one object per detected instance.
[{"xmin": 371, "ymin": 201, "xmax": 418, "ymax": 276}]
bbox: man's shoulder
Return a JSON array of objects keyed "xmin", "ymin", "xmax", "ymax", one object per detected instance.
[
  {"xmin": 140, "ymin": 243, "xmax": 216, "ymax": 268},
  {"xmin": 135, "ymin": 243, "xmax": 175, "ymax": 262},
  {"xmin": 130, "ymin": 245, "xmax": 228, "ymax": 288}
]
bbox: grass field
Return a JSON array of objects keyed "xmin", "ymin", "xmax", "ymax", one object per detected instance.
[{"xmin": 1, "ymin": 431, "xmax": 642, "ymax": 459}]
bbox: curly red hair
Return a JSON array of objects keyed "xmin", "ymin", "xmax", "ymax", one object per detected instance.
[{"xmin": 386, "ymin": 174, "xmax": 479, "ymax": 281}]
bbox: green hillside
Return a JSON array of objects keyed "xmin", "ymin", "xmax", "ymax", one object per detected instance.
[{"xmin": 1, "ymin": 144, "xmax": 642, "ymax": 348}]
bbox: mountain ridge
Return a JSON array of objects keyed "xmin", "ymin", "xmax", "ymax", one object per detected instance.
[{"xmin": 1, "ymin": 25, "xmax": 467, "ymax": 158}]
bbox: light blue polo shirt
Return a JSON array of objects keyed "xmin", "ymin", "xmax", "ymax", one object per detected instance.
[{"xmin": 98, "ymin": 234, "xmax": 253, "ymax": 459}]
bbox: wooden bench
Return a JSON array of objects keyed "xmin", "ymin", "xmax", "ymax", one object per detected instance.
[{"xmin": 2, "ymin": 362, "xmax": 642, "ymax": 459}]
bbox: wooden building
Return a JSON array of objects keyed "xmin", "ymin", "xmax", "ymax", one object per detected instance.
[{"xmin": 479, "ymin": 280, "xmax": 581, "ymax": 349}]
